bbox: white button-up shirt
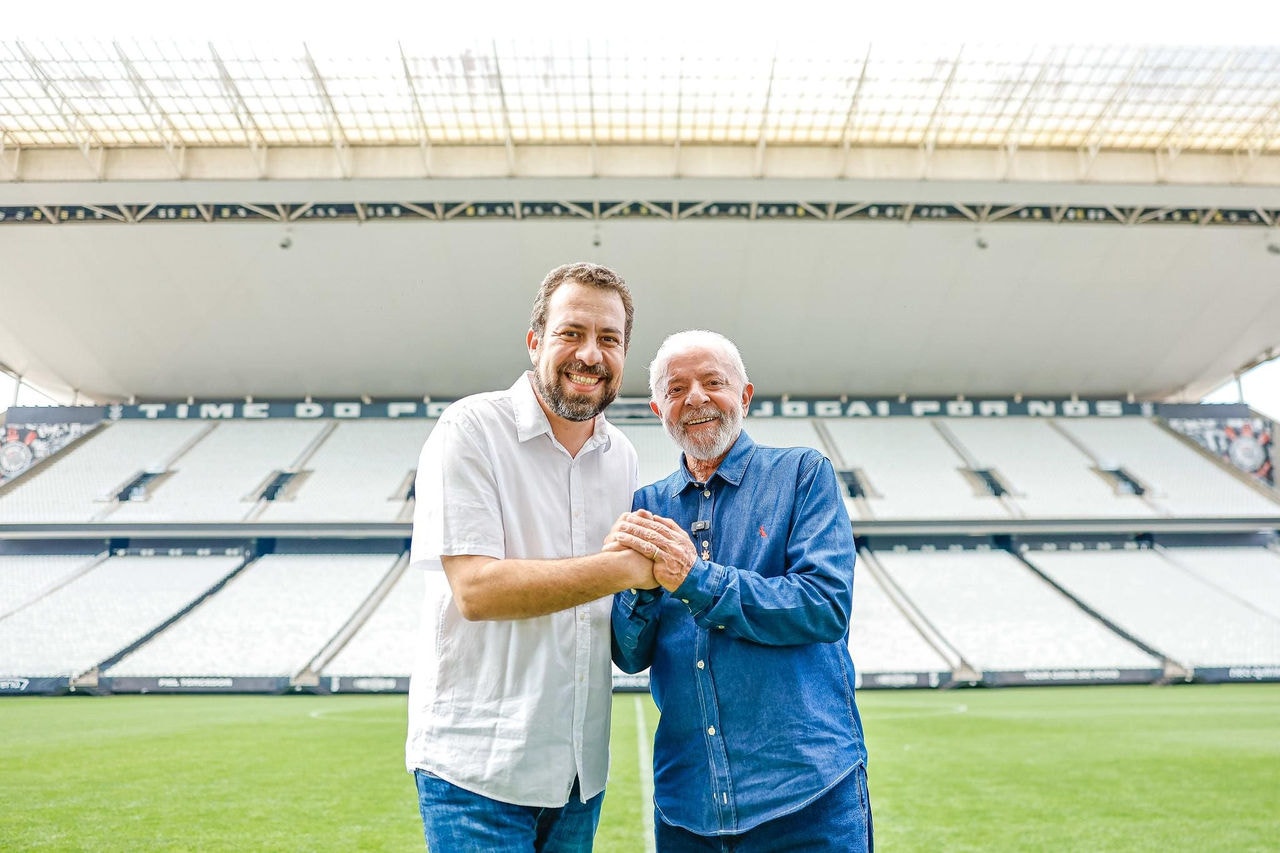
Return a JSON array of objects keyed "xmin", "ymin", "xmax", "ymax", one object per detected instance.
[{"xmin": 405, "ymin": 373, "xmax": 638, "ymax": 807}]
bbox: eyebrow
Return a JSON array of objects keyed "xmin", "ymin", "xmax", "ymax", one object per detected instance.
[
  {"xmin": 668, "ymin": 369, "xmax": 729, "ymax": 385},
  {"xmin": 555, "ymin": 320, "xmax": 623, "ymax": 336}
]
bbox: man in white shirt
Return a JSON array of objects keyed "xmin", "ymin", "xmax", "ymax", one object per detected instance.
[{"xmin": 406, "ymin": 262, "xmax": 659, "ymax": 851}]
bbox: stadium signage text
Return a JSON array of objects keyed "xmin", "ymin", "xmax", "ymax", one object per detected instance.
[
  {"xmin": 350, "ymin": 677, "xmax": 399, "ymax": 691},
  {"xmin": 1023, "ymin": 669, "xmax": 1122, "ymax": 681},
  {"xmin": 157, "ymin": 677, "xmax": 235, "ymax": 688},
  {"xmin": 1226, "ymin": 666, "xmax": 1280, "ymax": 680},
  {"xmin": 108, "ymin": 401, "xmax": 456, "ymax": 420},
  {"xmin": 746, "ymin": 397, "xmax": 1150, "ymax": 418},
  {"xmin": 866, "ymin": 673, "xmax": 927, "ymax": 688},
  {"xmin": 94, "ymin": 396, "xmax": 1154, "ymax": 420}
]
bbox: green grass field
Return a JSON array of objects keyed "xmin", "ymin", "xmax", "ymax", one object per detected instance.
[{"xmin": 2, "ymin": 684, "xmax": 1277, "ymax": 851}]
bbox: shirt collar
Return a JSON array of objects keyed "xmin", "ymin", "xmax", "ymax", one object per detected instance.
[
  {"xmin": 512, "ymin": 371, "xmax": 612, "ymax": 451},
  {"xmin": 671, "ymin": 429, "xmax": 756, "ymax": 495}
]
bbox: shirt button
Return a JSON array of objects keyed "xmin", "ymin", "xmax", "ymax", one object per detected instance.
[
  {"xmin": 681, "ymin": 598, "xmax": 690, "ymax": 605},
  {"xmin": 703, "ymin": 490, "xmax": 711, "ymax": 498},
  {"xmin": 696, "ymin": 660, "xmax": 705, "ymax": 669},
  {"xmin": 707, "ymin": 726, "xmax": 716, "ymax": 736},
  {"xmin": 716, "ymin": 625, "xmax": 725, "ymax": 630},
  {"xmin": 701, "ymin": 540, "xmax": 709, "ymax": 548}
]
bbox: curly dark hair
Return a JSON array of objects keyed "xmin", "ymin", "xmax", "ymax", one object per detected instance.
[{"xmin": 530, "ymin": 262, "xmax": 634, "ymax": 352}]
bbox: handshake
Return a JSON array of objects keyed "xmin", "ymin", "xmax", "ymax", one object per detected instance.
[{"xmin": 603, "ymin": 509, "xmax": 697, "ymax": 593}]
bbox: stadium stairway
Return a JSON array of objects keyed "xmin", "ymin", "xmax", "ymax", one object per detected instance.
[
  {"xmin": 293, "ymin": 551, "xmax": 410, "ymax": 689},
  {"xmin": 1011, "ymin": 549, "xmax": 1191, "ymax": 683},
  {"xmin": 77, "ymin": 550, "xmax": 256, "ymax": 690},
  {"xmin": 856, "ymin": 546, "xmax": 980, "ymax": 685}
]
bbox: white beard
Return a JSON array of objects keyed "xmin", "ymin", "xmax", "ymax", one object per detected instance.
[{"xmin": 668, "ymin": 406, "xmax": 742, "ymax": 463}]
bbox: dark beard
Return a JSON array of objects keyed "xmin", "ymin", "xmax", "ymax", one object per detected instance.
[{"xmin": 533, "ymin": 366, "xmax": 618, "ymax": 422}]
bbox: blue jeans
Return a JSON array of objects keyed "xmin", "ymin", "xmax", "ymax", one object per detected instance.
[
  {"xmin": 654, "ymin": 763, "xmax": 873, "ymax": 852},
  {"xmin": 414, "ymin": 770, "xmax": 604, "ymax": 852}
]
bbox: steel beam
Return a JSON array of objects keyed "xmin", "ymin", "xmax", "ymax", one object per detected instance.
[
  {"xmin": 114, "ymin": 42, "xmax": 187, "ymax": 177},
  {"xmin": 838, "ymin": 46, "xmax": 873, "ymax": 179},
  {"xmin": 17, "ymin": 41, "xmax": 104, "ymax": 179},
  {"xmin": 999, "ymin": 48, "xmax": 1058, "ymax": 178},
  {"xmin": 302, "ymin": 43, "xmax": 352, "ymax": 179},
  {"xmin": 209, "ymin": 44, "xmax": 269, "ymax": 178},
  {"xmin": 920, "ymin": 47, "xmax": 964, "ymax": 177},
  {"xmin": 399, "ymin": 43, "xmax": 433, "ymax": 176},
  {"xmin": 1237, "ymin": 100, "xmax": 1280, "ymax": 160},
  {"xmin": 1078, "ymin": 48, "xmax": 1147, "ymax": 179},
  {"xmin": 753, "ymin": 53, "xmax": 777, "ymax": 177},
  {"xmin": 1154, "ymin": 50, "xmax": 1237, "ymax": 180},
  {"xmin": 0, "ymin": 129, "xmax": 20, "ymax": 179},
  {"xmin": 586, "ymin": 45, "xmax": 598, "ymax": 177},
  {"xmin": 490, "ymin": 41, "xmax": 517, "ymax": 176}
]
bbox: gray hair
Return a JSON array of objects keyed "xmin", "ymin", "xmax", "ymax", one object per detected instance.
[{"xmin": 647, "ymin": 329, "xmax": 749, "ymax": 399}]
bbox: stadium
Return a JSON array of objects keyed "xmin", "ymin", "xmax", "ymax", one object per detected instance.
[{"xmin": 2, "ymin": 9, "xmax": 1280, "ymax": 851}]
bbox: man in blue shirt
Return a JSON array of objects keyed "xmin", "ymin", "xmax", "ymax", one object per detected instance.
[{"xmin": 611, "ymin": 329, "xmax": 872, "ymax": 852}]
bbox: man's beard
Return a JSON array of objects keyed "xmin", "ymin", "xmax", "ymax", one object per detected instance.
[
  {"xmin": 667, "ymin": 405, "xmax": 742, "ymax": 462},
  {"xmin": 533, "ymin": 361, "xmax": 619, "ymax": 422}
]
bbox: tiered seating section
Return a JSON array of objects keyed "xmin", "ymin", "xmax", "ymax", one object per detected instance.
[
  {"xmin": 940, "ymin": 419, "xmax": 1155, "ymax": 518},
  {"xmin": 104, "ymin": 553, "xmax": 400, "ymax": 680},
  {"xmin": 866, "ymin": 547, "xmax": 1162, "ymax": 684},
  {"xmin": 0, "ymin": 554, "xmax": 100, "ymax": 617},
  {"xmin": 104, "ymin": 420, "xmax": 330, "ymax": 522},
  {"xmin": 2, "ymin": 413, "xmax": 1278, "ymax": 693},
  {"xmin": 3, "ymin": 542, "xmax": 1275, "ymax": 692},
  {"xmin": 0, "ymin": 554, "xmax": 242, "ymax": 679},
  {"xmin": 0, "ymin": 421, "xmax": 210, "ymax": 522},
  {"xmin": 256, "ymin": 420, "xmax": 433, "ymax": 523},
  {"xmin": 3, "ymin": 415, "xmax": 1276, "ymax": 524},
  {"xmin": 846, "ymin": 555, "xmax": 955, "ymax": 687},
  {"xmin": 1165, "ymin": 546, "xmax": 1280, "ymax": 621},
  {"xmin": 1054, "ymin": 419, "xmax": 1280, "ymax": 517},
  {"xmin": 322, "ymin": 567, "xmax": 422, "ymax": 685},
  {"xmin": 1026, "ymin": 547, "xmax": 1280, "ymax": 671},
  {"xmin": 823, "ymin": 419, "xmax": 1008, "ymax": 519}
]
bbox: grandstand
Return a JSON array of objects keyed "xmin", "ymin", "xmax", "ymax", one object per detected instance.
[
  {"xmin": 3, "ymin": 406, "xmax": 1279, "ymax": 694},
  {"xmin": 4, "ymin": 35, "xmax": 1280, "ymax": 697},
  {"xmin": 102, "ymin": 552, "xmax": 404, "ymax": 690}
]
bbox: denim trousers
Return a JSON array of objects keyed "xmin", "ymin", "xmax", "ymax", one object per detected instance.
[
  {"xmin": 654, "ymin": 763, "xmax": 873, "ymax": 853},
  {"xmin": 414, "ymin": 769, "xmax": 605, "ymax": 852}
]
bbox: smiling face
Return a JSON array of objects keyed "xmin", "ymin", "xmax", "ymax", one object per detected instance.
[
  {"xmin": 651, "ymin": 347, "xmax": 754, "ymax": 464},
  {"xmin": 527, "ymin": 280, "xmax": 627, "ymax": 423}
]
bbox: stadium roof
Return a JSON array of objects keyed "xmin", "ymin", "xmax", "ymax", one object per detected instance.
[
  {"xmin": 4, "ymin": 9, "xmax": 1280, "ymax": 408},
  {"xmin": 3, "ymin": 39, "xmax": 1280, "ymax": 183}
]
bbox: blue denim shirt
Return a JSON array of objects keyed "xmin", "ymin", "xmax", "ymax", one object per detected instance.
[{"xmin": 612, "ymin": 431, "xmax": 867, "ymax": 835}]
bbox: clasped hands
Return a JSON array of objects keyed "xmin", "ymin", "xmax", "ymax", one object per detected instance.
[{"xmin": 604, "ymin": 509, "xmax": 697, "ymax": 592}]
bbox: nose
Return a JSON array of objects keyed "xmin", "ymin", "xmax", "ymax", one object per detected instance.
[
  {"xmin": 576, "ymin": 336, "xmax": 602, "ymax": 365},
  {"xmin": 686, "ymin": 381, "xmax": 710, "ymax": 405}
]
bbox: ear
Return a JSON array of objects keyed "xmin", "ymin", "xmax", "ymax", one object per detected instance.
[
  {"xmin": 649, "ymin": 400, "xmax": 661, "ymax": 417},
  {"xmin": 740, "ymin": 383, "xmax": 754, "ymax": 414},
  {"xmin": 526, "ymin": 329, "xmax": 539, "ymax": 365}
]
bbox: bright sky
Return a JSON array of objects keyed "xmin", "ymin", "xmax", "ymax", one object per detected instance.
[
  {"xmin": 8, "ymin": 1, "xmax": 1280, "ymax": 45},
  {"xmin": 0, "ymin": 374, "xmax": 61, "ymax": 414},
  {"xmin": 1202, "ymin": 360, "xmax": 1280, "ymax": 421}
]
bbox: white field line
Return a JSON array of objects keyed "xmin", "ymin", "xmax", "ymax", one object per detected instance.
[{"xmin": 633, "ymin": 695, "xmax": 657, "ymax": 853}]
